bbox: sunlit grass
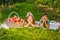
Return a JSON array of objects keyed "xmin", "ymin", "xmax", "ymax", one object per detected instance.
[{"xmin": 0, "ymin": 28, "xmax": 60, "ymax": 40}]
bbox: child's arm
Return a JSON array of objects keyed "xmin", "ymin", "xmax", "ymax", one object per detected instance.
[
  {"xmin": 40, "ymin": 21, "xmax": 45, "ymax": 28},
  {"xmin": 24, "ymin": 22, "xmax": 29, "ymax": 27},
  {"xmin": 45, "ymin": 21, "xmax": 49, "ymax": 29},
  {"xmin": 30, "ymin": 23, "xmax": 36, "ymax": 27}
]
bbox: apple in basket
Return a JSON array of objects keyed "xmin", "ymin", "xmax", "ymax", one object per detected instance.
[
  {"xmin": 12, "ymin": 18, "xmax": 17, "ymax": 23},
  {"xmin": 13, "ymin": 15, "xmax": 18, "ymax": 19},
  {"xmin": 58, "ymin": 26, "xmax": 60, "ymax": 29},
  {"xmin": 6, "ymin": 19, "xmax": 9, "ymax": 22},
  {"xmin": 16, "ymin": 18, "xmax": 21, "ymax": 24},
  {"xmin": 6, "ymin": 18, "xmax": 12, "ymax": 22},
  {"xmin": 12, "ymin": 15, "xmax": 18, "ymax": 23}
]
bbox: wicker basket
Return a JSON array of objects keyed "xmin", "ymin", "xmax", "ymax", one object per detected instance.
[{"xmin": 4, "ymin": 11, "xmax": 21, "ymax": 28}]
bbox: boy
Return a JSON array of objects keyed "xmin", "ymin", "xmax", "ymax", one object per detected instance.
[{"xmin": 40, "ymin": 13, "xmax": 50, "ymax": 29}]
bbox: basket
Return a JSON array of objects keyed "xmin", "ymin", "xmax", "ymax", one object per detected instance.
[{"xmin": 4, "ymin": 11, "xmax": 21, "ymax": 28}]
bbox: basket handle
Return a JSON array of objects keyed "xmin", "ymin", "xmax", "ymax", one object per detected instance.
[{"xmin": 8, "ymin": 11, "xmax": 20, "ymax": 18}]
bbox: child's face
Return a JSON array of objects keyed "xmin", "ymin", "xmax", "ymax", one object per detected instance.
[
  {"xmin": 42, "ymin": 15, "xmax": 48, "ymax": 21},
  {"xmin": 27, "ymin": 16, "xmax": 33, "ymax": 23}
]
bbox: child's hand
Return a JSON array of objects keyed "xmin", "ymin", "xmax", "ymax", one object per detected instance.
[
  {"xmin": 43, "ymin": 20, "xmax": 45, "ymax": 23},
  {"xmin": 29, "ymin": 22, "xmax": 32, "ymax": 24}
]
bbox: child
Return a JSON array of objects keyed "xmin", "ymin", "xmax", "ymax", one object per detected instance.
[
  {"xmin": 39, "ymin": 13, "xmax": 50, "ymax": 29},
  {"xmin": 24, "ymin": 12, "xmax": 35, "ymax": 27}
]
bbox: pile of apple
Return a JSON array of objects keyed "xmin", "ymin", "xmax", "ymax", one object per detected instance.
[{"xmin": 6, "ymin": 15, "xmax": 23, "ymax": 24}]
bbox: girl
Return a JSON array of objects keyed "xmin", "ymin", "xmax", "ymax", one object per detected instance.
[{"xmin": 24, "ymin": 12, "xmax": 35, "ymax": 27}]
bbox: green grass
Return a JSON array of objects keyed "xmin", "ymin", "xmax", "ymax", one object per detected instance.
[{"xmin": 0, "ymin": 28, "xmax": 60, "ymax": 40}]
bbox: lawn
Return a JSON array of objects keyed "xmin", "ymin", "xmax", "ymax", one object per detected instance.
[{"xmin": 0, "ymin": 28, "xmax": 60, "ymax": 40}]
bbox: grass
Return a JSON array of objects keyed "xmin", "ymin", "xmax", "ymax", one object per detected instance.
[{"xmin": 0, "ymin": 28, "xmax": 60, "ymax": 40}]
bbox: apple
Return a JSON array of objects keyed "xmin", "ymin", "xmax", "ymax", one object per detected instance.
[
  {"xmin": 16, "ymin": 18, "xmax": 21, "ymax": 24},
  {"xmin": 58, "ymin": 26, "xmax": 60, "ymax": 28},
  {"xmin": 13, "ymin": 15, "xmax": 18, "ymax": 19},
  {"xmin": 6, "ymin": 18, "xmax": 11, "ymax": 22},
  {"xmin": 16, "ymin": 18, "xmax": 23, "ymax": 24}
]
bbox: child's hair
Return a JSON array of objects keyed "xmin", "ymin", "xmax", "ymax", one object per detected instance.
[
  {"xmin": 42, "ymin": 13, "xmax": 48, "ymax": 16},
  {"xmin": 24, "ymin": 12, "xmax": 35, "ymax": 24}
]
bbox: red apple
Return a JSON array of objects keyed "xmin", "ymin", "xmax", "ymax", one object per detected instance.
[
  {"xmin": 16, "ymin": 18, "xmax": 20, "ymax": 23},
  {"xmin": 12, "ymin": 16, "xmax": 17, "ymax": 23},
  {"xmin": 13, "ymin": 15, "xmax": 18, "ymax": 20},
  {"xmin": 16, "ymin": 18, "xmax": 22, "ymax": 24},
  {"xmin": 58, "ymin": 26, "xmax": 60, "ymax": 28}
]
